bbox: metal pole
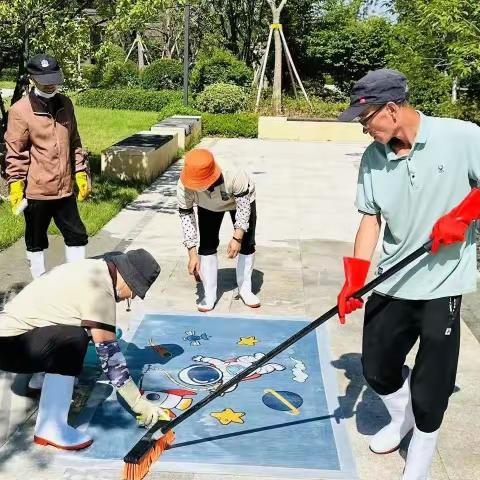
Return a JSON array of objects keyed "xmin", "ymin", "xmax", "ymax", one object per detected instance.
[{"xmin": 183, "ymin": 3, "xmax": 190, "ymax": 106}]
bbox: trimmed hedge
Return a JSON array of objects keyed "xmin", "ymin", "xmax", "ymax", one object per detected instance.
[
  {"xmin": 76, "ymin": 88, "xmax": 182, "ymax": 111},
  {"xmin": 195, "ymin": 83, "xmax": 248, "ymax": 114},
  {"xmin": 158, "ymin": 100, "xmax": 201, "ymax": 120},
  {"xmin": 202, "ymin": 113, "xmax": 258, "ymax": 138},
  {"xmin": 142, "ymin": 59, "xmax": 183, "ymax": 90}
]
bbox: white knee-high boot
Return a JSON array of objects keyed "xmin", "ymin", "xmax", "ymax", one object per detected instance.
[
  {"xmin": 65, "ymin": 245, "xmax": 86, "ymax": 263},
  {"xmin": 402, "ymin": 426, "xmax": 439, "ymax": 480},
  {"xmin": 370, "ymin": 370, "xmax": 414, "ymax": 454},
  {"xmin": 27, "ymin": 250, "xmax": 45, "ymax": 279},
  {"xmin": 198, "ymin": 254, "xmax": 218, "ymax": 312},
  {"xmin": 236, "ymin": 253, "xmax": 260, "ymax": 308},
  {"xmin": 34, "ymin": 373, "xmax": 92, "ymax": 450}
]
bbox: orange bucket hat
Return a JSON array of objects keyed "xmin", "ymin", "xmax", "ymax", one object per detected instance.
[{"xmin": 180, "ymin": 149, "xmax": 221, "ymax": 190}]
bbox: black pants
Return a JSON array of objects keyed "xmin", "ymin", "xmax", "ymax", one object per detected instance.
[
  {"xmin": 362, "ymin": 293, "xmax": 461, "ymax": 432},
  {"xmin": 198, "ymin": 201, "xmax": 256, "ymax": 256},
  {"xmin": 0, "ymin": 325, "xmax": 90, "ymax": 377},
  {"xmin": 24, "ymin": 195, "xmax": 88, "ymax": 252}
]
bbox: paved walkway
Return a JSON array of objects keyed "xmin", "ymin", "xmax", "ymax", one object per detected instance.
[{"xmin": 0, "ymin": 137, "xmax": 478, "ymax": 480}]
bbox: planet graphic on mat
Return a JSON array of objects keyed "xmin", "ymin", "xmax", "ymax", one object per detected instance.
[
  {"xmin": 179, "ymin": 365, "xmax": 223, "ymax": 385},
  {"xmin": 262, "ymin": 390, "xmax": 303, "ymax": 414}
]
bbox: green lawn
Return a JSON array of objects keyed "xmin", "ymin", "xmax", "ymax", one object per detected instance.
[
  {"xmin": 0, "ymin": 105, "xmax": 158, "ymax": 251},
  {"xmin": 0, "ymin": 80, "xmax": 15, "ymax": 89}
]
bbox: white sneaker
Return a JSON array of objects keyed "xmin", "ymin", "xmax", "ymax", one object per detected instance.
[
  {"xmin": 369, "ymin": 369, "xmax": 414, "ymax": 454},
  {"xmin": 198, "ymin": 254, "xmax": 218, "ymax": 312},
  {"xmin": 34, "ymin": 374, "xmax": 92, "ymax": 450},
  {"xmin": 236, "ymin": 254, "xmax": 260, "ymax": 308},
  {"xmin": 402, "ymin": 426, "xmax": 439, "ymax": 480}
]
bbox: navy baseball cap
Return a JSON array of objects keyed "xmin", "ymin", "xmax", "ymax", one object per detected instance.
[
  {"xmin": 26, "ymin": 54, "xmax": 64, "ymax": 86},
  {"xmin": 338, "ymin": 69, "xmax": 408, "ymax": 122}
]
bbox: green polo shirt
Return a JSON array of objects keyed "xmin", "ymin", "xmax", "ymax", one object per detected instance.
[{"xmin": 356, "ymin": 112, "xmax": 480, "ymax": 300}]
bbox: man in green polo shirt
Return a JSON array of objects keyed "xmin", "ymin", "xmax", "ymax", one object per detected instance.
[{"xmin": 336, "ymin": 69, "xmax": 480, "ymax": 480}]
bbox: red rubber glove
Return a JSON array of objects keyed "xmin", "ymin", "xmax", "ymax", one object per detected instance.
[
  {"xmin": 430, "ymin": 188, "xmax": 480, "ymax": 254},
  {"xmin": 337, "ymin": 257, "xmax": 371, "ymax": 325}
]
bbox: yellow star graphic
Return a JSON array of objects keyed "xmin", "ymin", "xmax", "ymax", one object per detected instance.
[
  {"xmin": 210, "ymin": 408, "xmax": 245, "ymax": 425},
  {"xmin": 237, "ymin": 336, "xmax": 259, "ymax": 346}
]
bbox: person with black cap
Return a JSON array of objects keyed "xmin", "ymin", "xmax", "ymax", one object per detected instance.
[
  {"xmin": 336, "ymin": 69, "xmax": 480, "ymax": 479},
  {"xmin": 5, "ymin": 53, "xmax": 92, "ymax": 395},
  {"xmin": 4, "ymin": 53, "xmax": 91, "ymax": 281},
  {"xmin": 0, "ymin": 248, "xmax": 169, "ymax": 450}
]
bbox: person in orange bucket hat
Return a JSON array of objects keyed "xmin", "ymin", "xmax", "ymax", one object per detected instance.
[{"xmin": 177, "ymin": 148, "xmax": 260, "ymax": 312}]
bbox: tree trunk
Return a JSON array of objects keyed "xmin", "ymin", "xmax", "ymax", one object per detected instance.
[{"xmin": 269, "ymin": 0, "xmax": 287, "ymax": 115}]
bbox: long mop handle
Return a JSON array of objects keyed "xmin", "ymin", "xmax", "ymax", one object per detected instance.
[{"xmin": 125, "ymin": 240, "xmax": 432, "ymax": 455}]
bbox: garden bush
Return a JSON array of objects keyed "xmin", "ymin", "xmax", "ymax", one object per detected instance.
[
  {"xmin": 0, "ymin": 67, "xmax": 17, "ymax": 81},
  {"xmin": 142, "ymin": 59, "xmax": 183, "ymax": 90},
  {"xmin": 76, "ymin": 88, "xmax": 182, "ymax": 111},
  {"xmin": 437, "ymin": 99, "xmax": 480, "ymax": 125},
  {"xmin": 157, "ymin": 99, "xmax": 201, "ymax": 120},
  {"xmin": 202, "ymin": 113, "xmax": 258, "ymax": 138},
  {"xmin": 101, "ymin": 60, "xmax": 139, "ymax": 88},
  {"xmin": 95, "ymin": 44, "xmax": 127, "ymax": 69},
  {"xmin": 81, "ymin": 64, "xmax": 102, "ymax": 88},
  {"xmin": 195, "ymin": 83, "xmax": 248, "ymax": 114},
  {"xmin": 190, "ymin": 48, "xmax": 253, "ymax": 92}
]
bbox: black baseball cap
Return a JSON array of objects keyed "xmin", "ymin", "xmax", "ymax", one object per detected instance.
[
  {"xmin": 26, "ymin": 54, "xmax": 64, "ymax": 86},
  {"xmin": 338, "ymin": 69, "xmax": 408, "ymax": 122},
  {"xmin": 106, "ymin": 249, "xmax": 161, "ymax": 299}
]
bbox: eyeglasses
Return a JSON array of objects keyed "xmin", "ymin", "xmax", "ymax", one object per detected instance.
[{"xmin": 359, "ymin": 105, "xmax": 385, "ymax": 127}]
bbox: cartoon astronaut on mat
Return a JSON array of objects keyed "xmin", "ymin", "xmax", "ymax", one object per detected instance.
[{"xmin": 179, "ymin": 353, "xmax": 286, "ymax": 394}]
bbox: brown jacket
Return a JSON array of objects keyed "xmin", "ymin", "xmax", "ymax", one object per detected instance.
[{"xmin": 5, "ymin": 91, "xmax": 87, "ymax": 200}]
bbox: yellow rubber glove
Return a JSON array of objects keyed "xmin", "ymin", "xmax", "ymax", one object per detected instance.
[
  {"xmin": 117, "ymin": 380, "xmax": 171, "ymax": 428},
  {"xmin": 9, "ymin": 180, "xmax": 25, "ymax": 215},
  {"xmin": 75, "ymin": 171, "xmax": 91, "ymax": 202}
]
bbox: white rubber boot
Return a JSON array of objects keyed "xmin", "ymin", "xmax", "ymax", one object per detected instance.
[
  {"xmin": 27, "ymin": 372, "xmax": 46, "ymax": 396},
  {"xmin": 27, "ymin": 250, "xmax": 45, "ymax": 279},
  {"xmin": 369, "ymin": 370, "xmax": 414, "ymax": 454},
  {"xmin": 236, "ymin": 253, "xmax": 260, "ymax": 308},
  {"xmin": 28, "ymin": 372, "xmax": 78, "ymax": 395},
  {"xmin": 34, "ymin": 374, "xmax": 93, "ymax": 450},
  {"xmin": 402, "ymin": 427, "xmax": 439, "ymax": 480},
  {"xmin": 198, "ymin": 254, "xmax": 218, "ymax": 312},
  {"xmin": 65, "ymin": 245, "xmax": 86, "ymax": 263}
]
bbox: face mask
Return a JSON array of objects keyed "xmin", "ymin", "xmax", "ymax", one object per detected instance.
[{"xmin": 34, "ymin": 86, "xmax": 59, "ymax": 99}]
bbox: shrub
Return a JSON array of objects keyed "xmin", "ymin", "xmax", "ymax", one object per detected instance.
[
  {"xmin": 195, "ymin": 83, "xmax": 248, "ymax": 114},
  {"xmin": 256, "ymin": 95, "xmax": 348, "ymax": 119},
  {"xmin": 101, "ymin": 60, "xmax": 139, "ymax": 88},
  {"xmin": 157, "ymin": 99, "xmax": 201, "ymax": 120},
  {"xmin": 142, "ymin": 59, "xmax": 183, "ymax": 90},
  {"xmin": 0, "ymin": 67, "xmax": 17, "ymax": 81},
  {"xmin": 81, "ymin": 64, "xmax": 102, "ymax": 88},
  {"xmin": 76, "ymin": 88, "xmax": 182, "ymax": 111},
  {"xmin": 437, "ymin": 100, "xmax": 480, "ymax": 125},
  {"xmin": 202, "ymin": 113, "xmax": 258, "ymax": 138},
  {"xmin": 190, "ymin": 48, "xmax": 253, "ymax": 92},
  {"xmin": 95, "ymin": 44, "xmax": 127, "ymax": 70}
]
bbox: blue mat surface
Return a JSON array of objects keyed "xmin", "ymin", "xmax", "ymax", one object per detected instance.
[{"xmin": 78, "ymin": 313, "xmax": 356, "ymax": 478}]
